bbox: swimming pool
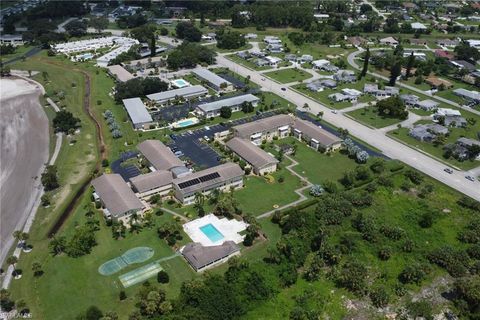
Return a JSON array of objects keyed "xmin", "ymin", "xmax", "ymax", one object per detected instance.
[
  {"xmin": 172, "ymin": 117, "xmax": 199, "ymax": 128},
  {"xmin": 200, "ymin": 224, "xmax": 224, "ymax": 243},
  {"xmin": 171, "ymin": 78, "xmax": 190, "ymax": 88}
]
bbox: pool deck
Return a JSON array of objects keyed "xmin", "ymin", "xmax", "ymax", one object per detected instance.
[{"xmin": 183, "ymin": 214, "xmax": 248, "ymax": 246}]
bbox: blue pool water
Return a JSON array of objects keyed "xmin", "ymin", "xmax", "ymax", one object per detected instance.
[
  {"xmin": 200, "ymin": 224, "xmax": 224, "ymax": 242},
  {"xmin": 177, "ymin": 119, "xmax": 195, "ymax": 127}
]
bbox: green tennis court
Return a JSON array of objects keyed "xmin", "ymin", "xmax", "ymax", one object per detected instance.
[
  {"xmin": 98, "ymin": 247, "xmax": 154, "ymax": 276},
  {"xmin": 119, "ymin": 261, "xmax": 163, "ymax": 288}
]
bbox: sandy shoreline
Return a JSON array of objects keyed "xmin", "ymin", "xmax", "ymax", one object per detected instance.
[{"xmin": 0, "ymin": 77, "xmax": 49, "ymax": 264}]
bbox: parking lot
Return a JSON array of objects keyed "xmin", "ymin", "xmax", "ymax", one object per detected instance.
[
  {"xmin": 169, "ymin": 110, "xmax": 278, "ymax": 169},
  {"xmin": 111, "ymin": 151, "xmax": 141, "ymax": 181}
]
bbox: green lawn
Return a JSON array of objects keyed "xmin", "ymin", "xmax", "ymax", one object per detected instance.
[
  {"xmin": 10, "ymin": 192, "xmax": 196, "ymax": 319},
  {"xmin": 226, "ymin": 54, "xmax": 273, "ymax": 71},
  {"xmin": 274, "ymin": 137, "xmax": 362, "ymax": 187},
  {"xmin": 293, "ymin": 78, "xmax": 376, "ymax": 110},
  {"xmin": 388, "ymin": 124, "xmax": 480, "ymax": 170},
  {"xmin": 347, "ymin": 107, "xmax": 403, "ymax": 129},
  {"xmin": 0, "ymin": 45, "xmax": 35, "ymax": 61},
  {"xmin": 234, "ymin": 162, "xmax": 303, "ymax": 216},
  {"xmin": 264, "ymin": 68, "xmax": 313, "ymax": 84}
]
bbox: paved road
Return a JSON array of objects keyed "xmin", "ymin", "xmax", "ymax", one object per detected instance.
[
  {"xmin": 57, "ymin": 17, "xmax": 77, "ymax": 33},
  {"xmin": 2, "ymin": 47, "xmax": 42, "ymax": 66},
  {"xmin": 347, "ymin": 49, "xmax": 480, "ymax": 117},
  {"xmin": 216, "ymin": 54, "xmax": 480, "ymax": 201}
]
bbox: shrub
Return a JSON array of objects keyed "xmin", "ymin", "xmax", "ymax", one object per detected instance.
[
  {"xmin": 119, "ymin": 291, "xmax": 126, "ymax": 301},
  {"xmin": 378, "ymin": 247, "xmax": 392, "ymax": 261},
  {"xmin": 157, "ymin": 270, "xmax": 169, "ymax": 283}
]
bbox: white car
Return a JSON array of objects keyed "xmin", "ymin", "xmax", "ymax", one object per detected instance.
[{"xmin": 331, "ymin": 110, "xmax": 338, "ymax": 114}]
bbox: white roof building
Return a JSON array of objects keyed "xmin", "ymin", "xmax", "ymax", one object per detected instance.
[
  {"xmin": 122, "ymin": 98, "xmax": 153, "ymax": 129},
  {"xmin": 411, "ymin": 22, "xmax": 427, "ymax": 30},
  {"xmin": 435, "ymin": 108, "xmax": 462, "ymax": 117}
]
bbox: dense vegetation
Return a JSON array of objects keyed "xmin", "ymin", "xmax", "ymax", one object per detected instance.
[
  {"xmin": 114, "ymin": 77, "xmax": 168, "ymax": 102},
  {"xmin": 166, "ymin": 42, "xmax": 216, "ymax": 70}
]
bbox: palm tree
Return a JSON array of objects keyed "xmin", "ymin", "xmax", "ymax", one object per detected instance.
[
  {"xmin": 12, "ymin": 230, "xmax": 22, "ymax": 242},
  {"xmin": 194, "ymin": 192, "xmax": 205, "ymax": 207},
  {"xmin": 32, "ymin": 262, "xmax": 42, "ymax": 277}
]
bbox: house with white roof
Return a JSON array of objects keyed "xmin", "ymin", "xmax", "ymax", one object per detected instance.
[
  {"xmin": 122, "ymin": 98, "xmax": 154, "ymax": 129},
  {"xmin": 379, "ymin": 37, "xmax": 399, "ymax": 46},
  {"xmin": 411, "ymin": 22, "xmax": 428, "ymax": 30}
]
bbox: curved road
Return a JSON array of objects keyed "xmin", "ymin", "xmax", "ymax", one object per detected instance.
[{"xmin": 216, "ymin": 54, "xmax": 480, "ymax": 201}]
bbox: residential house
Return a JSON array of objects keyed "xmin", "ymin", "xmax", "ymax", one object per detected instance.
[
  {"xmin": 137, "ymin": 140, "xmax": 185, "ymax": 172},
  {"xmin": 379, "ymin": 37, "xmax": 399, "ymax": 46},
  {"xmin": 299, "ymin": 54, "xmax": 313, "ymax": 63},
  {"xmin": 266, "ymin": 43, "xmax": 283, "ymax": 53},
  {"xmin": 196, "ymin": 94, "xmax": 260, "ymax": 118},
  {"xmin": 181, "ymin": 241, "xmax": 240, "ymax": 272},
  {"xmin": 264, "ymin": 55, "xmax": 283, "ymax": 66},
  {"xmin": 244, "ymin": 33, "xmax": 258, "ymax": 39},
  {"xmin": 0, "ymin": 34, "xmax": 24, "ymax": 46},
  {"xmin": 285, "ymin": 54, "xmax": 298, "ymax": 62},
  {"xmin": 410, "ymin": 38, "xmax": 428, "ymax": 46},
  {"xmin": 293, "ymin": 118, "xmax": 343, "ymax": 152},
  {"xmin": 146, "ymin": 85, "xmax": 208, "ymax": 105},
  {"xmin": 453, "ymin": 88, "xmax": 480, "ymax": 103},
  {"xmin": 435, "ymin": 49, "xmax": 455, "ymax": 60},
  {"xmin": 409, "ymin": 124, "xmax": 448, "ymax": 142},
  {"xmin": 192, "ymin": 68, "xmax": 234, "ymax": 92},
  {"xmin": 122, "ymin": 98, "xmax": 154, "ymax": 130},
  {"xmin": 232, "ymin": 114, "xmax": 295, "ymax": 144},
  {"xmin": 425, "ymin": 76, "xmax": 453, "ymax": 89},
  {"xmin": 226, "ymin": 137, "xmax": 279, "ymax": 175},
  {"xmin": 411, "ymin": 22, "xmax": 428, "ymax": 31},
  {"xmin": 264, "ymin": 36, "xmax": 282, "ymax": 45},
  {"xmin": 172, "ymin": 163, "xmax": 244, "ymax": 205},
  {"xmin": 333, "ymin": 70, "xmax": 357, "ymax": 83},
  {"xmin": 450, "ymin": 137, "xmax": 480, "ymax": 160},
  {"xmin": 363, "ymin": 84, "xmax": 399, "ymax": 97},
  {"xmin": 236, "ymin": 51, "xmax": 251, "ymax": 60},
  {"xmin": 436, "ymin": 38, "xmax": 459, "ymax": 47},
  {"xmin": 348, "ymin": 36, "xmax": 367, "ymax": 47},
  {"xmin": 312, "ymin": 59, "xmax": 339, "ymax": 72},
  {"xmin": 450, "ymin": 60, "xmax": 477, "ymax": 72},
  {"xmin": 400, "ymin": 94, "xmax": 420, "ymax": 106},
  {"xmin": 92, "ymin": 174, "xmax": 145, "ymax": 223},
  {"xmin": 106, "ymin": 65, "xmax": 134, "ymax": 83},
  {"xmin": 417, "ymin": 99, "xmax": 439, "ymax": 111}
]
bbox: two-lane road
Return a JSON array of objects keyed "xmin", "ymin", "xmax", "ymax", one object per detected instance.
[{"xmin": 216, "ymin": 54, "xmax": 480, "ymax": 201}]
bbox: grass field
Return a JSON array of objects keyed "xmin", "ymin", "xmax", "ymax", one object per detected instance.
[
  {"xmin": 264, "ymin": 68, "xmax": 313, "ymax": 84},
  {"xmin": 225, "ymin": 54, "xmax": 273, "ymax": 71},
  {"xmin": 347, "ymin": 106, "xmax": 403, "ymax": 128},
  {"xmin": 388, "ymin": 124, "xmax": 480, "ymax": 170},
  {"xmin": 279, "ymin": 137, "xmax": 364, "ymax": 186}
]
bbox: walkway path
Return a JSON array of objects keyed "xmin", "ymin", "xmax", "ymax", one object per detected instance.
[
  {"xmin": 160, "ymin": 206, "xmax": 189, "ymax": 222},
  {"xmin": 257, "ymin": 155, "xmax": 312, "ymax": 219}
]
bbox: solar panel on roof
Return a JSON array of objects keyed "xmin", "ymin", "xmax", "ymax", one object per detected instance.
[
  {"xmin": 198, "ymin": 172, "xmax": 220, "ymax": 182},
  {"xmin": 177, "ymin": 172, "xmax": 221, "ymax": 189}
]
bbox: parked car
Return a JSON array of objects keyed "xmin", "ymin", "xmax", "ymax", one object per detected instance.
[
  {"xmin": 281, "ymin": 87, "xmax": 286, "ymax": 91},
  {"xmin": 169, "ymin": 134, "xmax": 177, "ymax": 140},
  {"xmin": 444, "ymin": 168, "xmax": 453, "ymax": 174},
  {"xmin": 174, "ymin": 151, "xmax": 184, "ymax": 157}
]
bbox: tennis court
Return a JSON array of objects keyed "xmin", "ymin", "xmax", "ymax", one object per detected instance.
[
  {"xmin": 119, "ymin": 261, "xmax": 163, "ymax": 288},
  {"xmin": 98, "ymin": 247, "xmax": 154, "ymax": 276}
]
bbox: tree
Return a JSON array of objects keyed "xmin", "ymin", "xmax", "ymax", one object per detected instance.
[
  {"xmin": 337, "ymin": 259, "xmax": 368, "ymax": 293},
  {"xmin": 32, "ymin": 262, "xmax": 43, "ymax": 277},
  {"xmin": 6, "ymin": 256, "xmax": 17, "ymax": 268},
  {"xmin": 220, "ymin": 106, "xmax": 232, "ymax": 119},
  {"xmin": 85, "ymin": 305, "xmax": 103, "ymax": 320},
  {"xmin": 41, "ymin": 194, "xmax": 51, "ymax": 206},
  {"xmin": 389, "ymin": 60, "xmax": 402, "ymax": 86},
  {"xmin": 406, "ymin": 300, "xmax": 433, "ymax": 320},
  {"xmin": 175, "ymin": 22, "xmax": 201, "ymax": 42},
  {"xmin": 454, "ymin": 41, "xmax": 480, "ymax": 61},
  {"xmin": 89, "ymin": 17, "xmax": 108, "ymax": 33},
  {"xmin": 149, "ymin": 34, "xmax": 156, "ymax": 57},
  {"xmin": 119, "ymin": 290, "xmax": 127, "ymax": 301},
  {"xmin": 157, "ymin": 270, "xmax": 169, "ymax": 283},
  {"xmin": 166, "ymin": 42, "xmax": 216, "ymax": 70},
  {"xmin": 65, "ymin": 19, "xmax": 87, "ymax": 37},
  {"xmin": 370, "ymin": 286, "xmax": 389, "ymax": 308},
  {"xmin": 376, "ymin": 96, "xmax": 408, "ymax": 120},
  {"xmin": 216, "ymin": 31, "xmax": 246, "ymax": 49},
  {"xmin": 53, "ymin": 110, "xmax": 80, "ymax": 133},
  {"xmin": 405, "ymin": 52, "xmax": 415, "ymax": 79},
  {"xmin": 49, "ymin": 236, "xmax": 66, "ymax": 255},
  {"xmin": 41, "ymin": 165, "xmax": 59, "ymax": 191},
  {"xmin": 360, "ymin": 47, "xmax": 370, "ymax": 79}
]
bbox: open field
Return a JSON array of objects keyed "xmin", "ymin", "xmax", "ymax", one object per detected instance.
[
  {"xmin": 264, "ymin": 68, "xmax": 313, "ymax": 84},
  {"xmin": 347, "ymin": 106, "xmax": 403, "ymax": 128}
]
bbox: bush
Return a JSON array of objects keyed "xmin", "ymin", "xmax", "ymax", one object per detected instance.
[
  {"xmin": 378, "ymin": 247, "xmax": 392, "ymax": 261},
  {"xmin": 101, "ymin": 159, "xmax": 109, "ymax": 167},
  {"xmin": 157, "ymin": 270, "xmax": 169, "ymax": 283},
  {"xmin": 370, "ymin": 286, "xmax": 389, "ymax": 308},
  {"xmin": 399, "ymin": 264, "xmax": 429, "ymax": 284},
  {"xmin": 119, "ymin": 291, "xmax": 126, "ymax": 301}
]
